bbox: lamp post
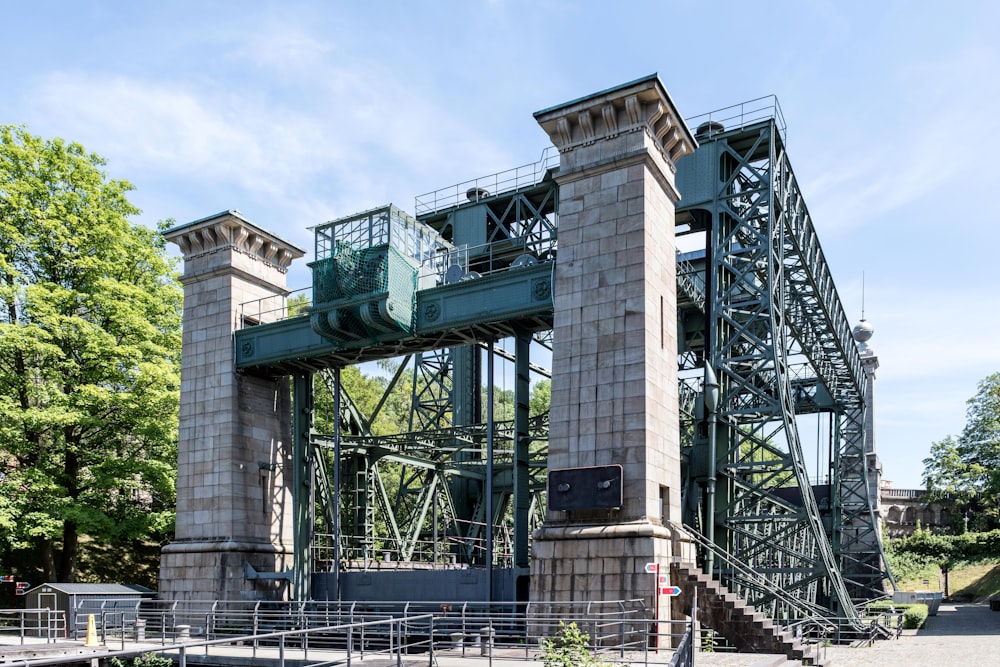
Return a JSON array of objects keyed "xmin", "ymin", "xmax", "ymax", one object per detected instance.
[{"xmin": 704, "ymin": 364, "xmax": 720, "ymax": 577}]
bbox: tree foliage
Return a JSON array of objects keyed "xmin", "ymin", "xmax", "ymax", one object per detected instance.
[
  {"xmin": 957, "ymin": 372, "xmax": 1000, "ymax": 492},
  {"xmin": 0, "ymin": 125, "xmax": 182, "ymax": 583},
  {"xmin": 922, "ymin": 373, "xmax": 1000, "ymax": 532},
  {"xmin": 887, "ymin": 526, "xmax": 1000, "ymax": 577}
]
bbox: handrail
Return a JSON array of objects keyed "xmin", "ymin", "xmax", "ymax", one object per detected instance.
[
  {"xmin": 682, "ymin": 523, "xmax": 833, "ymax": 621},
  {"xmin": 0, "ymin": 608, "xmax": 66, "ymax": 645},
  {"xmin": 39, "ymin": 600, "xmax": 710, "ymax": 667},
  {"xmin": 683, "ymin": 524, "xmax": 900, "ymax": 647},
  {"xmin": 415, "ymin": 147, "xmax": 558, "ymax": 216}
]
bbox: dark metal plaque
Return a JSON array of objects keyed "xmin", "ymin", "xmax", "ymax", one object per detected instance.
[{"xmin": 548, "ymin": 464, "xmax": 623, "ymax": 511}]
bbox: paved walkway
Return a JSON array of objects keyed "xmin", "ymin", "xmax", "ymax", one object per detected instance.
[{"xmin": 823, "ymin": 603, "xmax": 1000, "ymax": 667}]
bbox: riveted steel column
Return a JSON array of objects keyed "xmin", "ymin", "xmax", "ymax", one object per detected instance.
[
  {"xmin": 293, "ymin": 372, "xmax": 315, "ymax": 600},
  {"xmin": 514, "ymin": 330, "xmax": 532, "ymax": 601}
]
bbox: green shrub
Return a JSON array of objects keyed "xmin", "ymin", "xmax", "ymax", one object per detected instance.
[
  {"xmin": 539, "ymin": 621, "xmax": 619, "ymax": 667},
  {"xmin": 902, "ymin": 604, "xmax": 929, "ymax": 629},
  {"xmin": 865, "ymin": 601, "xmax": 897, "ymax": 614},
  {"xmin": 866, "ymin": 601, "xmax": 929, "ymax": 629},
  {"xmin": 110, "ymin": 653, "xmax": 173, "ymax": 667}
]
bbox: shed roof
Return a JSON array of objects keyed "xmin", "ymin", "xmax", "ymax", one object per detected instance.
[{"xmin": 28, "ymin": 583, "xmax": 155, "ymax": 596}]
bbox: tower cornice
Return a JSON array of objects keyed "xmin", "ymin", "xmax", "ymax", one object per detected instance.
[
  {"xmin": 164, "ymin": 211, "xmax": 305, "ymax": 274},
  {"xmin": 533, "ymin": 74, "xmax": 697, "ymax": 168}
]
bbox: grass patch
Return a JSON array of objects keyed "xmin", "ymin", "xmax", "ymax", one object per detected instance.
[
  {"xmin": 895, "ymin": 561, "xmax": 1000, "ymax": 601},
  {"xmin": 949, "ymin": 562, "xmax": 1000, "ymax": 601}
]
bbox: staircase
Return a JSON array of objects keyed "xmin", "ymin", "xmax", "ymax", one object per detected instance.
[{"xmin": 671, "ymin": 563, "xmax": 830, "ymax": 666}]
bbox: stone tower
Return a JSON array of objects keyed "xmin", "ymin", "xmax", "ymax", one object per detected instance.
[
  {"xmin": 530, "ymin": 75, "xmax": 696, "ymax": 617},
  {"xmin": 159, "ymin": 211, "xmax": 304, "ymax": 601}
]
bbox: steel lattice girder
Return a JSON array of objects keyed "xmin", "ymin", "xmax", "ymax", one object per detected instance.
[
  {"xmin": 258, "ymin": 117, "xmax": 887, "ymax": 617},
  {"xmin": 311, "ymin": 365, "xmax": 550, "ymax": 568},
  {"xmin": 675, "ymin": 116, "xmax": 890, "ymax": 625},
  {"xmin": 770, "ymin": 136, "xmax": 889, "ymax": 601}
]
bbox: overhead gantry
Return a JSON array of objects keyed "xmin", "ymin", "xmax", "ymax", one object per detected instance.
[{"xmin": 168, "ymin": 76, "xmax": 890, "ymax": 630}]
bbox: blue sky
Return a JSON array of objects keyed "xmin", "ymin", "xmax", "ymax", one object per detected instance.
[{"xmin": 4, "ymin": 0, "xmax": 998, "ymax": 488}]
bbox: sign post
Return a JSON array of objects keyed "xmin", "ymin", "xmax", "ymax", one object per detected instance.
[
  {"xmin": 644, "ymin": 563, "xmax": 684, "ymax": 651},
  {"xmin": 645, "ymin": 563, "xmax": 660, "ymax": 651}
]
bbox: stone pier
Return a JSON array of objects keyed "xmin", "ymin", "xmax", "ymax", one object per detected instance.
[
  {"xmin": 160, "ymin": 212, "xmax": 304, "ymax": 601},
  {"xmin": 530, "ymin": 76, "xmax": 696, "ymax": 619}
]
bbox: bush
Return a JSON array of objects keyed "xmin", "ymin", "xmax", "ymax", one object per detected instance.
[
  {"xmin": 865, "ymin": 602, "xmax": 929, "ymax": 629},
  {"xmin": 539, "ymin": 621, "xmax": 619, "ymax": 667},
  {"xmin": 865, "ymin": 601, "xmax": 897, "ymax": 613},
  {"xmin": 110, "ymin": 653, "xmax": 173, "ymax": 667},
  {"xmin": 902, "ymin": 604, "xmax": 929, "ymax": 629}
]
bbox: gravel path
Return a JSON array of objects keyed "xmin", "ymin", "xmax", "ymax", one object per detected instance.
[{"xmin": 823, "ymin": 603, "xmax": 1000, "ymax": 666}]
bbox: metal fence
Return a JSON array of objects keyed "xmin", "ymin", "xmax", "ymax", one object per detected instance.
[
  {"xmin": 0, "ymin": 608, "xmax": 67, "ymax": 645},
  {"xmin": 57, "ymin": 598, "xmax": 697, "ymax": 667}
]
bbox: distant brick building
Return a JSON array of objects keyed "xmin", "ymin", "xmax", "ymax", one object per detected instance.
[{"xmin": 879, "ymin": 482, "xmax": 956, "ymax": 537}]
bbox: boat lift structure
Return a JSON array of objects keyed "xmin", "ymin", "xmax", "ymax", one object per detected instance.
[{"xmin": 220, "ymin": 90, "xmax": 890, "ymax": 629}]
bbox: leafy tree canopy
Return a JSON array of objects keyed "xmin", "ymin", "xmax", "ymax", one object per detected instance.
[
  {"xmin": 957, "ymin": 372, "xmax": 1000, "ymax": 492},
  {"xmin": 920, "ymin": 373, "xmax": 1000, "ymax": 533},
  {"xmin": 0, "ymin": 125, "xmax": 182, "ymax": 583}
]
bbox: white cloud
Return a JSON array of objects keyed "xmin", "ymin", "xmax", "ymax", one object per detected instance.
[
  {"xmin": 223, "ymin": 22, "xmax": 335, "ymax": 74},
  {"xmin": 22, "ymin": 57, "xmax": 516, "ymax": 227},
  {"xmin": 27, "ymin": 73, "xmax": 334, "ymax": 196}
]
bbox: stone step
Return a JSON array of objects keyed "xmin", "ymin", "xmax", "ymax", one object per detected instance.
[{"xmin": 671, "ymin": 563, "xmax": 828, "ymax": 665}]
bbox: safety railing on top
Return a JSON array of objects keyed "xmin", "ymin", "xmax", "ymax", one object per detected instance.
[
  {"xmin": 238, "ymin": 286, "xmax": 310, "ymax": 329},
  {"xmin": 685, "ymin": 95, "xmax": 787, "ymax": 145},
  {"xmin": 414, "ymin": 147, "xmax": 559, "ymax": 216}
]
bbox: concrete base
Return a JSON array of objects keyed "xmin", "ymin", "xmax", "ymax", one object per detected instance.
[
  {"xmin": 530, "ymin": 520, "xmax": 693, "ymax": 620},
  {"xmin": 159, "ymin": 539, "xmax": 293, "ymax": 601}
]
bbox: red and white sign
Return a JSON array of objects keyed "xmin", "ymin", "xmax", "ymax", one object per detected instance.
[
  {"xmin": 15, "ymin": 582, "xmax": 29, "ymax": 595},
  {"xmin": 659, "ymin": 586, "xmax": 682, "ymax": 597},
  {"xmin": 644, "ymin": 562, "xmax": 659, "ymax": 574}
]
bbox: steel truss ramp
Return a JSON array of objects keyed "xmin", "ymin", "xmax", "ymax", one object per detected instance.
[{"xmin": 676, "ymin": 112, "xmax": 890, "ymax": 627}]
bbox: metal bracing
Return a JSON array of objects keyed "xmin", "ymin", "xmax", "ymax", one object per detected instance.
[
  {"xmin": 770, "ymin": 133, "xmax": 889, "ymax": 602},
  {"xmin": 312, "ymin": 410, "xmax": 550, "ymax": 565},
  {"xmin": 674, "ymin": 115, "xmax": 889, "ymax": 627},
  {"xmin": 306, "ymin": 308, "xmax": 550, "ymax": 580},
  {"xmin": 296, "ymin": 172, "xmax": 559, "ymax": 595}
]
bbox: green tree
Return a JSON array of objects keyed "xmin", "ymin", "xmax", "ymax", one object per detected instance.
[
  {"xmin": 0, "ymin": 125, "xmax": 182, "ymax": 583},
  {"xmin": 530, "ymin": 379, "xmax": 550, "ymax": 417},
  {"xmin": 923, "ymin": 436, "xmax": 982, "ymax": 495},
  {"xmin": 958, "ymin": 372, "xmax": 1000, "ymax": 493},
  {"xmin": 921, "ymin": 373, "xmax": 1000, "ymax": 532}
]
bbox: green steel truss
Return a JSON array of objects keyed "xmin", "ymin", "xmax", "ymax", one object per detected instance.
[{"xmin": 675, "ymin": 108, "xmax": 890, "ymax": 624}]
